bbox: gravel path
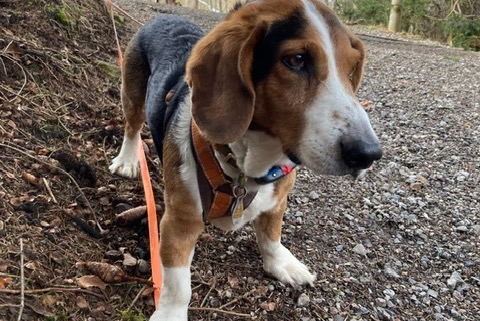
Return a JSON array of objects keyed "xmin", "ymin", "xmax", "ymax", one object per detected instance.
[{"xmin": 115, "ymin": 2, "xmax": 480, "ymax": 320}]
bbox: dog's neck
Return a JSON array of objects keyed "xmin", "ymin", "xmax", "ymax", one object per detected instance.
[{"xmin": 213, "ymin": 130, "xmax": 294, "ymax": 190}]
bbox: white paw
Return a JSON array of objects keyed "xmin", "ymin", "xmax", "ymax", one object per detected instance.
[
  {"xmin": 263, "ymin": 244, "xmax": 316, "ymax": 286},
  {"xmin": 149, "ymin": 304, "xmax": 188, "ymax": 321},
  {"xmin": 109, "ymin": 154, "xmax": 139, "ymax": 178},
  {"xmin": 109, "ymin": 135, "xmax": 140, "ymax": 178}
]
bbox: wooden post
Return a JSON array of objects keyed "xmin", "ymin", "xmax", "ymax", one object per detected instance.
[{"xmin": 388, "ymin": 0, "xmax": 404, "ymax": 32}]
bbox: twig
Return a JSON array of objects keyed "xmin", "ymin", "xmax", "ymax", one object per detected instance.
[
  {"xmin": 188, "ymin": 307, "xmax": 252, "ymax": 318},
  {"xmin": 0, "ymin": 142, "xmax": 105, "ymax": 235},
  {"xmin": 200, "ymin": 279, "xmax": 216, "ymax": 308},
  {"xmin": 17, "ymin": 239, "xmax": 24, "ymax": 321},
  {"xmin": 42, "ymin": 177, "xmax": 57, "ymax": 204},
  {"xmin": 126, "ymin": 284, "xmax": 148, "ymax": 311},
  {"xmin": 218, "ymin": 289, "xmax": 255, "ymax": 310},
  {"xmin": 0, "ymin": 304, "xmax": 19, "ymax": 308},
  {"xmin": 0, "ymin": 287, "xmax": 103, "ymax": 298},
  {"xmin": 1, "ymin": 39, "xmax": 15, "ymax": 55},
  {"xmin": 64, "ymin": 209, "xmax": 102, "ymax": 239}
]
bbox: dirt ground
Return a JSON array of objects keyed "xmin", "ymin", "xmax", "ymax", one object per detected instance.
[{"xmin": 0, "ymin": 1, "xmax": 479, "ymax": 321}]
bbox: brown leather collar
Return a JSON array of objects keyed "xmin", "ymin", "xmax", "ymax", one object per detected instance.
[{"xmin": 191, "ymin": 121, "xmax": 257, "ymax": 221}]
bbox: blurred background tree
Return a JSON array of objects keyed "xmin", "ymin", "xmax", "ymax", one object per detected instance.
[{"xmin": 334, "ymin": 0, "xmax": 480, "ymax": 51}]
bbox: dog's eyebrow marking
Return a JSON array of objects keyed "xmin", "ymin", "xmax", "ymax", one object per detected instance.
[
  {"xmin": 301, "ymin": 0, "xmax": 350, "ymax": 103},
  {"xmin": 252, "ymin": 8, "xmax": 307, "ymax": 83}
]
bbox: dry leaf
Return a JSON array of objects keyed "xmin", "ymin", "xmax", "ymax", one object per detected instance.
[
  {"xmin": 25, "ymin": 260, "xmax": 40, "ymax": 271},
  {"xmin": 22, "ymin": 172, "xmax": 39, "ymax": 185},
  {"xmin": 227, "ymin": 275, "xmax": 239, "ymax": 288},
  {"xmin": 27, "ymin": 300, "xmax": 55, "ymax": 318},
  {"xmin": 41, "ymin": 294, "xmax": 57, "ymax": 307},
  {"xmin": 254, "ymin": 285, "xmax": 269, "ymax": 297},
  {"xmin": 123, "ymin": 253, "xmax": 137, "ymax": 267},
  {"xmin": 0, "ymin": 260, "xmax": 8, "ymax": 272},
  {"xmin": 260, "ymin": 301, "xmax": 276, "ymax": 311},
  {"xmin": 141, "ymin": 287, "xmax": 155, "ymax": 297},
  {"xmin": 0, "ymin": 277, "xmax": 13, "ymax": 288},
  {"xmin": 76, "ymin": 296, "xmax": 89, "ymax": 309},
  {"xmin": 76, "ymin": 275, "xmax": 106, "ymax": 290}
]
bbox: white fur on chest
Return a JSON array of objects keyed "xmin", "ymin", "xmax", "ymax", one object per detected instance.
[{"xmin": 210, "ymin": 182, "xmax": 277, "ymax": 231}]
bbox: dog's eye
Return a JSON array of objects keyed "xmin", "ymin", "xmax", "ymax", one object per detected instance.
[{"xmin": 283, "ymin": 54, "xmax": 306, "ymax": 71}]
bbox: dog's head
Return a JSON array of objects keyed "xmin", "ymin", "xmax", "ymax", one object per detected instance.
[{"xmin": 186, "ymin": 0, "xmax": 382, "ymax": 177}]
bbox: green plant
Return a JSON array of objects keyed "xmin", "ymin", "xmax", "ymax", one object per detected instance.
[
  {"xmin": 44, "ymin": 312, "xmax": 68, "ymax": 321},
  {"xmin": 401, "ymin": 0, "xmax": 430, "ymax": 33},
  {"xmin": 443, "ymin": 14, "xmax": 480, "ymax": 51},
  {"xmin": 336, "ymin": 0, "xmax": 390, "ymax": 25},
  {"xmin": 119, "ymin": 309, "xmax": 147, "ymax": 321}
]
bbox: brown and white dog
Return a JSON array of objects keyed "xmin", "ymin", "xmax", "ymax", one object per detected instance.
[{"xmin": 109, "ymin": 0, "xmax": 382, "ymax": 319}]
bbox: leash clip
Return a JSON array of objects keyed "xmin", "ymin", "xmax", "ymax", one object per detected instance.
[{"xmin": 231, "ymin": 174, "xmax": 248, "ymax": 227}]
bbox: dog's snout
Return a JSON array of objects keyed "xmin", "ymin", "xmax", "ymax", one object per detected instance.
[{"xmin": 340, "ymin": 140, "xmax": 382, "ymax": 169}]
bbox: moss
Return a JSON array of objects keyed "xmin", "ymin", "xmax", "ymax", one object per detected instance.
[
  {"xmin": 114, "ymin": 12, "xmax": 125, "ymax": 25},
  {"xmin": 97, "ymin": 60, "xmax": 122, "ymax": 79},
  {"xmin": 119, "ymin": 310, "xmax": 147, "ymax": 321}
]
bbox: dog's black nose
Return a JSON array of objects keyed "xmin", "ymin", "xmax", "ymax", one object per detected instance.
[{"xmin": 341, "ymin": 140, "xmax": 382, "ymax": 169}]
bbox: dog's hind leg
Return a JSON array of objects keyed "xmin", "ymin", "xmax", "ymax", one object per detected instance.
[
  {"xmin": 253, "ymin": 172, "xmax": 316, "ymax": 286},
  {"xmin": 109, "ymin": 37, "xmax": 149, "ymax": 178}
]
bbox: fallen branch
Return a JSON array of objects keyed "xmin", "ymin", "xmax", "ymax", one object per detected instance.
[
  {"xmin": 188, "ymin": 307, "xmax": 252, "ymax": 318},
  {"xmin": 0, "ymin": 287, "xmax": 104, "ymax": 298}
]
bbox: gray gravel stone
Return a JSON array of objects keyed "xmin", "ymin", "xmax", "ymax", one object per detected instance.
[
  {"xmin": 308, "ymin": 191, "xmax": 319, "ymax": 200},
  {"xmin": 297, "ymin": 293, "xmax": 310, "ymax": 307},
  {"xmin": 384, "ymin": 267, "xmax": 400, "ymax": 279},
  {"xmin": 447, "ymin": 271, "xmax": 463, "ymax": 289},
  {"xmin": 353, "ymin": 244, "xmax": 368, "ymax": 256}
]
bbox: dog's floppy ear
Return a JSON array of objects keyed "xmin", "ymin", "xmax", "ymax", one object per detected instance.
[
  {"xmin": 186, "ymin": 20, "xmax": 267, "ymax": 144},
  {"xmin": 349, "ymin": 34, "xmax": 365, "ymax": 93}
]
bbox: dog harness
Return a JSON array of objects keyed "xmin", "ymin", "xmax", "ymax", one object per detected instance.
[
  {"xmin": 191, "ymin": 121, "xmax": 258, "ymax": 222},
  {"xmin": 165, "ymin": 87, "xmax": 297, "ymax": 222}
]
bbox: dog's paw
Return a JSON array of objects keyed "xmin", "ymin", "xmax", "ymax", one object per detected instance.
[
  {"xmin": 263, "ymin": 244, "xmax": 316, "ymax": 286},
  {"xmin": 149, "ymin": 305, "xmax": 188, "ymax": 321},
  {"xmin": 109, "ymin": 154, "xmax": 139, "ymax": 178}
]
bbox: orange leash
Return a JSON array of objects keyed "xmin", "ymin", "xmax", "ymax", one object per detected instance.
[
  {"xmin": 137, "ymin": 142, "xmax": 162, "ymax": 306},
  {"xmin": 105, "ymin": 0, "xmax": 162, "ymax": 308}
]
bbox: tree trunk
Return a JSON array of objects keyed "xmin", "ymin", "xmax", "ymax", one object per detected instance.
[{"xmin": 388, "ymin": 0, "xmax": 404, "ymax": 32}]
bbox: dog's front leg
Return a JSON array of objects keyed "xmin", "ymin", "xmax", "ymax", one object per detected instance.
[
  {"xmin": 253, "ymin": 174, "xmax": 316, "ymax": 286},
  {"xmin": 150, "ymin": 210, "xmax": 204, "ymax": 321}
]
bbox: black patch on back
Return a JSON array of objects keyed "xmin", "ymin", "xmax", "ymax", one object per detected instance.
[{"xmin": 252, "ymin": 8, "xmax": 307, "ymax": 84}]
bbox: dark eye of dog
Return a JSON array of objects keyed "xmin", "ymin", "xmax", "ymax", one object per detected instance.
[{"xmin": 283, "ymin": 54, "xmax": 306, "ymax": 71}]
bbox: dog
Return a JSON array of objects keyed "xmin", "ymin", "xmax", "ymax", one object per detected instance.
[{"xmin": 109, "ymin": 0, "xmax": 382, "ymax": 319}]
